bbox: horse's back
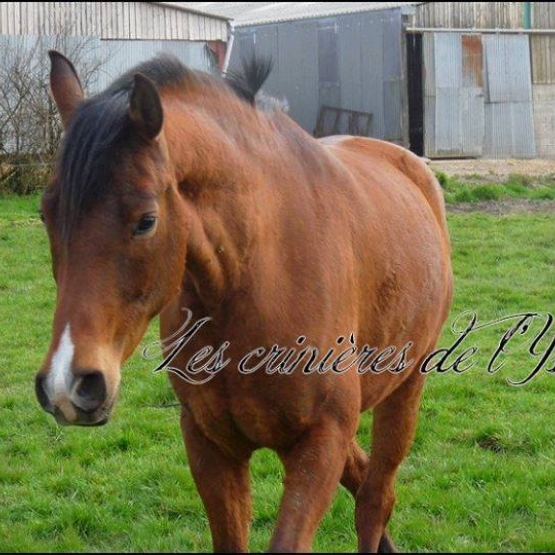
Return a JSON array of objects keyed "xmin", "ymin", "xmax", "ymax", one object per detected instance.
[{"xmin": 319, "ymin": 135, "xmax": 448, "ymax": 240}]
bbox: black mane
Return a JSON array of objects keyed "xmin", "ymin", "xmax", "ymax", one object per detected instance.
[
  {"xmin": 225, "ymin": 56, "xmax": 274, "ymax": 105},
  {"xmin": 54, "ymin": 54, "xmax": 272, "ymax": 241}
]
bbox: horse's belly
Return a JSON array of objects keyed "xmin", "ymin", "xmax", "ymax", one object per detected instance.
[{"xmin": 170, "ymin": 366, "xmax": 360, "ymax": 451}]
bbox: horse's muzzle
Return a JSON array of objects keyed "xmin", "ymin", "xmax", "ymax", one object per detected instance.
[{"xmin": 35, "ymin": 371, "xmax": 112, "ymax": 426}]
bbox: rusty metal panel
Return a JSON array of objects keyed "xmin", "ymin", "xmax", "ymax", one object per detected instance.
[
  {"xmin": 423, "ymin": 32, "xmax": 484, "ymax": 158},
  {"xmin": 462, "ymin": 35, "xmax": 483, "ymax": 87}
]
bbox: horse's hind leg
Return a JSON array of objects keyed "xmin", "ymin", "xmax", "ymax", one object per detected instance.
[
  {"xmin": 355, "ymin": 370, "xmax": 426, "ymax": 553},
  {"xmin": 341, "ymin": 440, "xmax": 396, "ymax": 553}
]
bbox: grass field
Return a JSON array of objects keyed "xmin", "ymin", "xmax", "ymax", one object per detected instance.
[
  {"xmin": 2, "ymin": 194, "xmax": 555, "ymax": 552},
  {"xmin": 436, "ymin": 171, "xmax": 555, "ymax": 203}
]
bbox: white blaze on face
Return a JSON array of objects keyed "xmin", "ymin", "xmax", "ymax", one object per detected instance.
[{"xmin": 48, "ymin": 323, "xmax": 75, "ymax": 401}]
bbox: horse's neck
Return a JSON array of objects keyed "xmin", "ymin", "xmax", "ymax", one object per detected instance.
[
  {"xmin": 165, "ymin": 100, "xmax": 330, "ymax": 317},
  {"xmin": 167, "ymin": 108, "xmax": 269, "ymax": 315}
]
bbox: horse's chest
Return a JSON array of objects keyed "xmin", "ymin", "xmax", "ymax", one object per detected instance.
[{"xmin": 172, "ymin": 371, "xmax": 333, "ymax": 451}]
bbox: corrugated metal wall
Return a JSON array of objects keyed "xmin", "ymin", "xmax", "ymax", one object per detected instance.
[
  {"xmin": 423, "ymin": 31, "xmax": 536, "ymax": 158},
  {"xmin": 423, "ymin": 33, "xmax": 484, "ymax": 158},
  {"xmin": 99, "ymin": 40, "xmax": 211, "ymax": 90},
  {"xmin": 0, "ymin": 2, "xmax": 228, "ymax": 41},
  {"xmin": 413, "ymin": 2, "xmax": 555, "ymax": 158},
  {"xmin": 482, "ymin": 34, "xmax": 535, "ymax": 158},
  {"xmin": 230, "ymin": 8, "xmax": 405, "ymax": 143}
]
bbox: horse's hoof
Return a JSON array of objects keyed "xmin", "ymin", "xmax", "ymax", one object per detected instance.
[{"xmin": 378, "ymin": 531, "xmax": 398, "ymax": 553}]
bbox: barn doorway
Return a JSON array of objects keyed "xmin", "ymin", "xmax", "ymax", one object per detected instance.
[{"xmin": 406, "ymin": 32, "xmax": 424, "ymax": 156}]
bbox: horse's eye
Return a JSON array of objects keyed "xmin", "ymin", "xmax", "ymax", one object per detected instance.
[{"xmin": 133, "ymin": 214, "xmax": 157, "ymax": 237}]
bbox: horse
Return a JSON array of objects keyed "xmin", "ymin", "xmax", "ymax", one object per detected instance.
[{"xmin": 35, "ymin": 51, "xmax": 453, "ymax": 553}]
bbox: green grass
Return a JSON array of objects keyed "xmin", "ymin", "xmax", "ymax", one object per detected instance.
[
  {"xmin": 437, "ymin": 172, "xmax": 555, "ymax": 203},
  {"xmin": 2, "ymin": 194, "xmax": 555, "ymax": 552}
]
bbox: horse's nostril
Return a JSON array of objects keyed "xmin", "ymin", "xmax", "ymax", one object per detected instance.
[
  {"xmin": 73, "ymin": 370, "xmax": 107, "ymax": 413},
  {"xmin": 35, "ymin": 374, "xmax": 51, "ymax": 411}
]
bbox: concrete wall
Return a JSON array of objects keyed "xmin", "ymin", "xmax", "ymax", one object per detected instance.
[
  {"xmin": 530, "ymin": 35, "xmax": 555, "ymax": 158},
  {"xmin": 533, "ymin": 84, "xmax": 555, "ymax": 157}
]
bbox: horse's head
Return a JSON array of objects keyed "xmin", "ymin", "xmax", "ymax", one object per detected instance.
[{"xmin": 35, "ymin": 52, "xmax": 189, "ymax": 425}]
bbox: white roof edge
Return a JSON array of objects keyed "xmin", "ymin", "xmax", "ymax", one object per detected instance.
[
  {"xmin": 149, "ymin": 2, "xmax": 232, "ymax": 22},
  {"xmin": 233, "ymin": 3, "xmax": 422, "ymax": 28}
]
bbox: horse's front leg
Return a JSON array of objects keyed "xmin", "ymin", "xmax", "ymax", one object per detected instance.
[
  {"xmin": 270, "ymin": 415, "xmax": 355, "ymax": 553},
  {"xmin": 180, "ymin": 408, "xmax": 253, "ymax": 553}
]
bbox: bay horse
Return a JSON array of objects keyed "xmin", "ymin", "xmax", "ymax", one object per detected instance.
[{"xmin": 35, "ymin": 51, "xmax": 453, "ymax": 553}]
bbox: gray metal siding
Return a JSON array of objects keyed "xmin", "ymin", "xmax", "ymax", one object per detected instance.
[
  {"xmin": 285, "ymin": 21, "xmax": 319, "ymax": 134},
  {"xmin": 0, "ymin": 2, "xmax": 228, "ymax": 41},
  {"xmin": 382, "ymin": 9, "xmax": 404, "ymax": 141},
  {"xmin": 230, "ymin": 9, "xmax": 404, "ymax": 142},
  {"xmin": 482, "ymin": 34, "xmax": 535, "ymax": 158},
  {"xmin": 98, "ymin": 40, "xmax": 212, "ymax": 91}
]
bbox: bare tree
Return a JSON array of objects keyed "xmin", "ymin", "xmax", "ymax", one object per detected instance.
[{"xmin": 0, "ymin": 15, "xmax": 112, "ymax": 193}]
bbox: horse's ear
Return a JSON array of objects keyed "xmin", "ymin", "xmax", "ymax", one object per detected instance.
[
  {"xmin": 129, "ymin": 73, "xmax": 163, "ymax": 140},
  {"xmin": 48, "ymin": 50, "xmax": 84, "ymax": 130}
]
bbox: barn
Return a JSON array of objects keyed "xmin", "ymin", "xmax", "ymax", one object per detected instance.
[
  {"xmin": 181, "ymin": 2, "xmax": 555, "ymax": 159},
  {"xmin": 0, "ymin": 2, "xmax": 230, "ymax": 159},
  {"xmin": 0, "ymin": 2, "xmax": 230, "ymax": 80}
]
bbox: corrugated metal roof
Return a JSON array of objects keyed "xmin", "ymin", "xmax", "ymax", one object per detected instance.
[{"xmin": 168, "ymin": 2, "xmax": 422, "ymax": 27}]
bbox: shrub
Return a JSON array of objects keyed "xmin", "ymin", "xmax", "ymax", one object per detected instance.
[
  {"xmin": 0, "ymin": 157, "xmax": 50, "ymax": 195},
  {"xmin": 470, "ymin": 184, "xmax": 505, "ymax": 202}
]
